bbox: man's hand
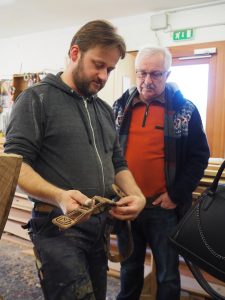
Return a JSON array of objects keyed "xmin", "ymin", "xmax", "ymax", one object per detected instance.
[
  {"xmin": 56, "ymin": 190, "xmax": 93, "ymax": 220},
  {"xmin": 152, "ymin": 192, "xmax": 177, "ymax": 209},
  {"xmin": 109, "ymin": 195, "xmax": 146, "ymax": 220}
]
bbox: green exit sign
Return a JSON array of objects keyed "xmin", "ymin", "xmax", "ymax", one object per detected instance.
[{"xmin": 173, "ymin": 29, "xmax": 193, "ymax": 41}]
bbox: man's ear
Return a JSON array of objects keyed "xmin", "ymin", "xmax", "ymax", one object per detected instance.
[{"xmin": 69, "ymin": 45, "xmax": 80, "ymax": 62}]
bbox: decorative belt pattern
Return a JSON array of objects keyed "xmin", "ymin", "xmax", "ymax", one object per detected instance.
[{"xmin": 52, "ymin": 184, "xmax": 125, "ymax": 230}]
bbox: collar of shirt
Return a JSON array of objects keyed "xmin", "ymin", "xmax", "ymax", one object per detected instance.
[{"xmin": 132, "ymin": 90, "xmax": 165, "ymax": 107}]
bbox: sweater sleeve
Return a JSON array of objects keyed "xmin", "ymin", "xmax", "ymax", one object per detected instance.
[
  {"xmin": 112, "ymin": 135, "xmax": 128, "ymax": 174},
  {"xmin": 106, "ymin": 103, "xmax": 128, "ymax": 174},
  {"xmin": 168, "ymin": 108, "xmax": 210, "ymax": 204},
  {"xmin": 4, "ymin": 88, "xmax": 44, "ymax": 166}
]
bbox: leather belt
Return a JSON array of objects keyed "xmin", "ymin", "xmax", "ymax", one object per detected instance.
[
  {"xmin": 34, "ymin": 202, "xmax": 55, "ymax": 213},
  {"xmin": 33, "ymin": 202, "xmax": 105, "ymax": 215}
]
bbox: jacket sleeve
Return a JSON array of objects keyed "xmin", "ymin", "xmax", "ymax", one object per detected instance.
[
  {"xmin": 112, "ymin": 91, "xmax": 127, "ymax": 119},
  {"xmin": 168, "ymin": 108, "xmax": 210, "ymax": 204},
  {"xmin": 112, "ymin": 89, "xmax": 132, "ymax": 133},
  {"xmin": 4, "ymin": 88, "xmax": 44, "ymax": 166}
]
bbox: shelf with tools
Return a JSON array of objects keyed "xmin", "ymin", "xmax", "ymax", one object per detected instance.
[
  {"xmin": 11, "ymin": 73, "xmax": 41, "ymax": 101},
  {"xmin": 0, "ymin": 73, "xmax": 44, "ymax": 138}
]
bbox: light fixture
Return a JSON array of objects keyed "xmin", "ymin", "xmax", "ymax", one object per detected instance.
[{"xmin": 150, "ymin": 13, "xmax": 168, "ymax": 31}]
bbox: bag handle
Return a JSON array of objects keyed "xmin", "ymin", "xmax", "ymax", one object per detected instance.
[
  {"xmin": 185, "ymin": 259, "xmax": 225, "ymax": 300},
  {"xmin": 210, "ymin": 160, "xmax": 225, "ymax": 194}
]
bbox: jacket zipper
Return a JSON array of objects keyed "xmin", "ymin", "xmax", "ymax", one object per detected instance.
[
  {"xmin": 142, "ymin": 103, "xmax": 150, "ymax": 127},
  {"xmin": 83, "ymin": 98, "xmax": 105, "ymax": 196}
]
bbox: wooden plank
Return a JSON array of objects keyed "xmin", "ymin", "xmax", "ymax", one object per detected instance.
[
  {"xmin": 181, "ymin": 274, "xmax": 225, "ymax": 298},
  {"xmin": 208, "ymin": 157, "xmax": 224, "ymax": 165},
  {"xmin": 207, "ymin": 164, "xmax": 222, "ymax": 171},
  {"xmin": 204, "ymin": 169, "xmax": 225, "ymax": 178},
  {"xmin": 108, "ymin": 260, "xmax": 152, "ymax": 279},
  {"xmin": 199, "ymin": 177, "xmax": 225, "ymax": 185},
  {"xmin": 192, "ymin": 160, "xmax": 225, "ymax": 200},
  {"xmin": 0, "ymin": 153, "xmax": 22, "ymax": 238},
  {"xmin": 7, "ymin": 207, "xmax": 31, "ymax": 223},
  {"xmin": 12, "ymin": 196, "xmax": 32, "ymax": 211},
  {"xmin": 4, "ymin": 219, "xmax": 30, "ymax": 240}
]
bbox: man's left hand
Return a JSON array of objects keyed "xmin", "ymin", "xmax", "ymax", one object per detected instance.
[
  {"xmin": 109, "ymin": 195, "xmax": 146, "ymax": 220},
  {"xmin": 152, "ymin": 192, "xmax": 177, "ymax": 209}
]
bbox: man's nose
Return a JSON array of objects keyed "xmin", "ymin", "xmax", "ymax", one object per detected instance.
[
  {"xmin": 98, "ymin": 69, "xmax": 108, "ymax": 82},
  {"xmin": 144, "ymin": 73, "xmax": 153, "ymax": 83}
]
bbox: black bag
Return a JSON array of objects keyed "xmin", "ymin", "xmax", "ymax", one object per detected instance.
[{"xmin": 170, "ymin": 161, "xmax": 225, "ymax": 300}]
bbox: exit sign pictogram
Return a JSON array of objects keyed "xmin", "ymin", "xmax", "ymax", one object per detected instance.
[{"xmin": 173, "ymin": 29, "xmax": 193, "ymax": 41}]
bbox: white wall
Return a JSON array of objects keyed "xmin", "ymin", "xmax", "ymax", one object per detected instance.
[
  {"xmin": 0, "ymin": 27, "xmax": 78, "ymax": 78},
  {"xmin": 1, "ymin": 3, "xmax": 225, "ymax": 131},
  {"xmin": 98, "ymin": 53, "xmax": 136, "ymax": 105},
  {"xmin": 114, "ymin": 3, "xmax": 225, "ymax": 50},
  {"xmin": 1, "ymin": 3, "xmax": 225, "ymax": 78}
]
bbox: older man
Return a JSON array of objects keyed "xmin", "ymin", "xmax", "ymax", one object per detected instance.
[{"xmin": 113, "ymin": 46, "xmax": 210, "ymax": 300}]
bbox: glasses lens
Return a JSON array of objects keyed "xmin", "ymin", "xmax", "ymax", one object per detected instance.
[
  {"xmin": 150, "ymin": 71, "xmax": 164, "ymax": 80},
  {"xmin": 136, "ymin": 70, "xmax": 166, "ymax": 80}
]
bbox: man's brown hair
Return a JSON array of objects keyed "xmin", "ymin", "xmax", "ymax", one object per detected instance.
[{"xmin": 69, "ymin": 19, "xmax": 126, "ymax": 59}]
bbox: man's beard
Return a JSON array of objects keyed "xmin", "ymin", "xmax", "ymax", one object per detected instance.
[{"xmin": 72, "ymin": 59, "xmax": 104, "ymax": 97}]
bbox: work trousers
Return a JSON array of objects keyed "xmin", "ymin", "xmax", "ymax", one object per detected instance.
[
  {"xmin": 28, "ymin": 208, "xmax": 108, "ymax": 300},
  {"xmin": 117, "ymin": 206, "xmax": 180, "ymax": 300}
]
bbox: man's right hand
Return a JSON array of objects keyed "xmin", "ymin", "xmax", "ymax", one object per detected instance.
[
  {"xmin": 56, "ymin": 190, "xmax": 93, "ymax": 220},
  {"xmin": 18, "ymin": 162, "xmax": 93, "ymax": 221}
]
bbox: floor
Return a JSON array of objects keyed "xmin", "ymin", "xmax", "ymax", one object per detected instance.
[
  {"xmin": 0, "ymin": 234, "xmax": 120, "ymax": 300},
  {"xmin": 1, "ymin": 233, "xmax": 224, "ymax": 300}
]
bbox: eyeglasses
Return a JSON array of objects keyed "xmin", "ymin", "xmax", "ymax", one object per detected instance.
[{"xmin": 136, "ymin": 70, "xmax": 168, "ymax": 80}]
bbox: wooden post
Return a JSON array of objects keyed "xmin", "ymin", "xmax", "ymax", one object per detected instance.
[{"xmin": 0, "ymin": 153, "xmax": 22, "ymax": 238}]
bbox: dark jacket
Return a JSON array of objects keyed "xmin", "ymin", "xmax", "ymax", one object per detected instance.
[
  {"xmin": 4, "ymin": 73, "xmax": 127, "ymax": 200},
  {"xmin": 113, "ymin": 84, "xmax": 210, "ymax": 217}
]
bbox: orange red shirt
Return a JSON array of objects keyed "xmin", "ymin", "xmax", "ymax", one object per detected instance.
[{"xmin": 125, "ymin": 100, "xmax": 167, "ymax": 197}]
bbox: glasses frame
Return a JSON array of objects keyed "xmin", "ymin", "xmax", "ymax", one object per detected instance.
[{"xmin": 136, "ymin": 70, "xmax": 168, "ymax": 81}]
